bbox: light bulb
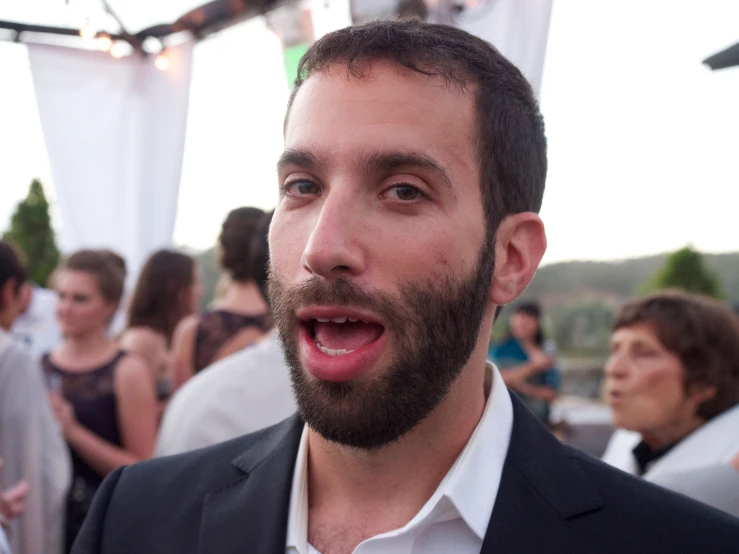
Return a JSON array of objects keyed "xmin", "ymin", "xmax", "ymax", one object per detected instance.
[
  {"xmin": 155, "ymin": 53, "xmax": 170, "ymax": 71},
  {"xmin": 98, "ymin": 36, "xmax": 112, "ymax": 51},
  {"xmin": 110, "ymin": 42, "xmax": 127, "ymax": 58},
  {"xmin": 79, "ymin": 20, "xmax": 96, "ymax": 40}
]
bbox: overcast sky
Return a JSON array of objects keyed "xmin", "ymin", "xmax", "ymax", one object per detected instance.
[{"xmin": 1, "ymin": 0, "xmax": 738, "ymax": 264}]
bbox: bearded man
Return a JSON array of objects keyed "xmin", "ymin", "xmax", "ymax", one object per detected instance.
[{"xmin": 73, "ymin": 19, "xmax": 739, "ymax": 554}]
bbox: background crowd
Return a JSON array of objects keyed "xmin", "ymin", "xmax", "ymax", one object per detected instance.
[{"xmin": 1, "ymin": 198, "xmax": 738, "ymax": 553}]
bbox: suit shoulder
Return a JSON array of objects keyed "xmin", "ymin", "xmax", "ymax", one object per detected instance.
[
  {"xmin": 567, "ymin": 447, "xmax": 739, "ymax": 545},
  {"xmin": 122, "ymin": 415, "xmax": 299, "ymax": 489}
]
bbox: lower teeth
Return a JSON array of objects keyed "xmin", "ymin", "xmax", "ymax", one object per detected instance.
[{"xmin": 316, "ymin": 341, "xmax": 354, "ymax": 357}]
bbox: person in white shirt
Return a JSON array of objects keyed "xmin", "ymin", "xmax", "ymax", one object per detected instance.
[
  {"xmin": 71, "ymin": 19, "xmax": 739, "ymax": 554},
  {"xmin": 0, "ymin": 241, "xmax": 70, "ymax": 554},
  {"xmin": 156, "ymin": 332, "xmax": 295, "ymax": 456},
  {"xmin": 11, "ymin": 284, "xmax": 62, "ymax": 359}
]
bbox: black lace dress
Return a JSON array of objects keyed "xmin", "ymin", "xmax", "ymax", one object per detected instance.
[
  {"xmin": 42, "ymin": 351, "xmax": 127, "ymax": 553},
  {"xmin": 193, "ymin": 310, "xmax": 271, "ymax": 373}
]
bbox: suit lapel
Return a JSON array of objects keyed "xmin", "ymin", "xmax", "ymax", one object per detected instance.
[
  {"xmin": 199, "ymin": 415, "xmax": 304, "ymax": 554},
  {"xmin": 199, "ymin": 395, "xmax": 609, "ymax": 554},
  {"xmin": 481, "ymin": 394, "xmax": 607, "ymax": 554}
]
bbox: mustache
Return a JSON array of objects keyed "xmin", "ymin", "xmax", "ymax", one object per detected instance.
[{"xmin": 268, "ymin": 272, "xmax": 401, "ymax": 325}]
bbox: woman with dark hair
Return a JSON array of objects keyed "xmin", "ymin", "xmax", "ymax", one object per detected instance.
[
  {"xmin": 155, "ymin": 212, "xmax": 287, "ymax": 456},
  {"xmin": 43, "ymin": 250, "xmax": 157, "ymax": 551},
  {"xmin": 602, "ymin": 290, "xmax": 739, "ymax": 516},
  {"xmin": 170, "ymin": 208, "xmax": 272, "ymax": 390},
  {"xmin": 490, "ymin": 301, "xmax": 560, "ymax": 422},
  {"xmin": 119, "ymin": 250, "xmax": 202, "ymax": 401}
]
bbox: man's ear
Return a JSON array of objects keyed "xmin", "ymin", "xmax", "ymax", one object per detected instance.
[{"xmin": 489, "ymin": 213, "xmax": 546, "ymax": 306}]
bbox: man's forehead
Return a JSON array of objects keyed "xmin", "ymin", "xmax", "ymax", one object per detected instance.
[
  {"xmin": 283, "ymin": 68, "xmax": 477, "ymax": 178},
  {"xmin": 284, "ymin": 61, "xmax": 476, "ymax": 135}
]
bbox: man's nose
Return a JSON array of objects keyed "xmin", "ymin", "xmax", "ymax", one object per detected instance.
[{"xmin": 301, "ymin": 195, "xmax": 365, "ymax": 280}]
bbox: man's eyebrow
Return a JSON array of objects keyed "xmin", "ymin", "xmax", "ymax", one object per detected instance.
[
  {"xmin": 276, "ymin": 148, "xmax": 326, "ymax": 173},
  {"xmin": 362, "ymin": 150, "xmax": 452, "ymax": 189},
  {"xmin": 277, "ymin": 148, "xmax": 453, "ymax": 189}
]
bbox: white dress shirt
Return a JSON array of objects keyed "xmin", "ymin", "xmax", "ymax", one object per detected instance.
[
  {"xmin": 156, "ymin": 333, "xmax": 297, "ymax": 456},
  {"xmin": 286, "ymin": 363, "xmax": 513, "ymax": 554}
]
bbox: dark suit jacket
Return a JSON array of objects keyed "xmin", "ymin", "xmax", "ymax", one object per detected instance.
[{"xmin": 73, "ymin": 394, "xmax": 739, "ymax": 554}]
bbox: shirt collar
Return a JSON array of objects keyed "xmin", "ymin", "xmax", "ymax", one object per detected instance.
[
  {"xmin": 286, "ymin": 421, "xmax": 310, "ymax": 552},
  {"xmin": 286, "ymin": 362, "xmax": 513, "ymax": 550},
  {"xmin": 443, "ymin": 362, "xmax": 513, "ymax": 539},
  {"xmin": 632, "ymin": 439, "xmax": 681, "ymax": 476}
]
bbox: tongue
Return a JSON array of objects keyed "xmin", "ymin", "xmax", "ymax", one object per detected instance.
[{"xmin": 314, "ymin": 321, "xmax": 384, "ymax": 351}]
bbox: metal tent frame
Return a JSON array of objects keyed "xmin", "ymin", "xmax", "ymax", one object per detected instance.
[
  {"xmin": 0, "ymin": 0, "xmax": 286, "ymax": 54},
  {"xmin": 703, "ymin": 41, "xmax": 739, "ymax": 71}
]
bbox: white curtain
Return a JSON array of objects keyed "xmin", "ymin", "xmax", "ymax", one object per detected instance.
[
  {"xmin": 456, "ymin": 0, "xmax": 553, "ymax": 97},
  {"xmin": 27, "ymin": 41, "xmax": 194, "ymax": 276}
]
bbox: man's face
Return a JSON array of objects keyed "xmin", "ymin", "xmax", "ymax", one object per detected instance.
[{"xmin": 269, "ymin": 63, "xmax": 493, "ymax": 448}]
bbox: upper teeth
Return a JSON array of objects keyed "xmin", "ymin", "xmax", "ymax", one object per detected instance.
[{"xmin": 313, "ymin": 316, "xmax": 365, "ymax": 323}]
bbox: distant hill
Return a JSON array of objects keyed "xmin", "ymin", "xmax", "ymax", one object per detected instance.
[
  {"xmin": 512, "ymin": 251, "xmax": 739, "ymax": 356},
  {"xmin": 524, "ymin": 251, "xmax": 739, "ymax": 304}
]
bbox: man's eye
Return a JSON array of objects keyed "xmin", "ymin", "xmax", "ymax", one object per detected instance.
[
  {"xmin": 386, "ymin": 184, "xmax": 423, "ymax": 201},
  {"xmin": 285, "ymin": 180, "xmax": 320, "ymax": 196}
]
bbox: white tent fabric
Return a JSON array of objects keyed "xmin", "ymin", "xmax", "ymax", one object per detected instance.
[
  {"xmin": 27, "ymin": 40, "xmax": 194, "ymax": 276},
  {"xmin": 457, "ymin": 0, "xmax": 553, "ymax": 97}
]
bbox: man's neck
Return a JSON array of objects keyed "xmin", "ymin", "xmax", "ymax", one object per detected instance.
[{"xmin": 306, "ymin": 358, "xmax": 488, "ymax": 549}]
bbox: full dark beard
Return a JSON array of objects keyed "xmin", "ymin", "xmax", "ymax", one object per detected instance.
[{"xmin": 268, "ymin": 244, "xmax": 495, "ymax": 450}]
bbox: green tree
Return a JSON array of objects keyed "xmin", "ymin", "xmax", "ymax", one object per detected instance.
[
  {"xmin": 3, "ymin": 179, "xmax": 61, "ymax": 286},
  {"xmin": 642, "ymin": 246, "xmax": 722, "ymax": 298}
]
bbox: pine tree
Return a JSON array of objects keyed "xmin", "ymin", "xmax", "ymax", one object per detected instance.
[
  {"xmin": 3, "ymin": 179, "xmax": 61, "ymax": 286},
  {"xmin": 642, "ymin": 246, "xmax": 723, "ymax": 298}
]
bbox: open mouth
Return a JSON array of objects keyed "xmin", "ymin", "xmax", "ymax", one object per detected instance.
[
  {"xmin": 295, "ymin": 307, "xmax": 388, "ymax": 382},
  {"xmin": 302, "ymin": 315, "xmax": 385, "ymax": 356}
]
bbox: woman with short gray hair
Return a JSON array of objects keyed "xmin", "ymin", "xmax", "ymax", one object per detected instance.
[{"xmin": 602, "ymin": 290, "xmax": 739, "ymax": 516}]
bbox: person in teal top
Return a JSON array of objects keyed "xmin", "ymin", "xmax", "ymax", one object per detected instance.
[{"xmin": 489, "ymin": 302, "xmax": 560, "ymax": 423}]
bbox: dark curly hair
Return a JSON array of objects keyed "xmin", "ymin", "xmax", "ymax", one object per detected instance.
[
  {"xmin": 218, "ymin": 207, "xmax": 265, "ymax": 282},
  {"xmin": 614, "ymin": 290, "xmax": 739, "ymax": 420}
]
